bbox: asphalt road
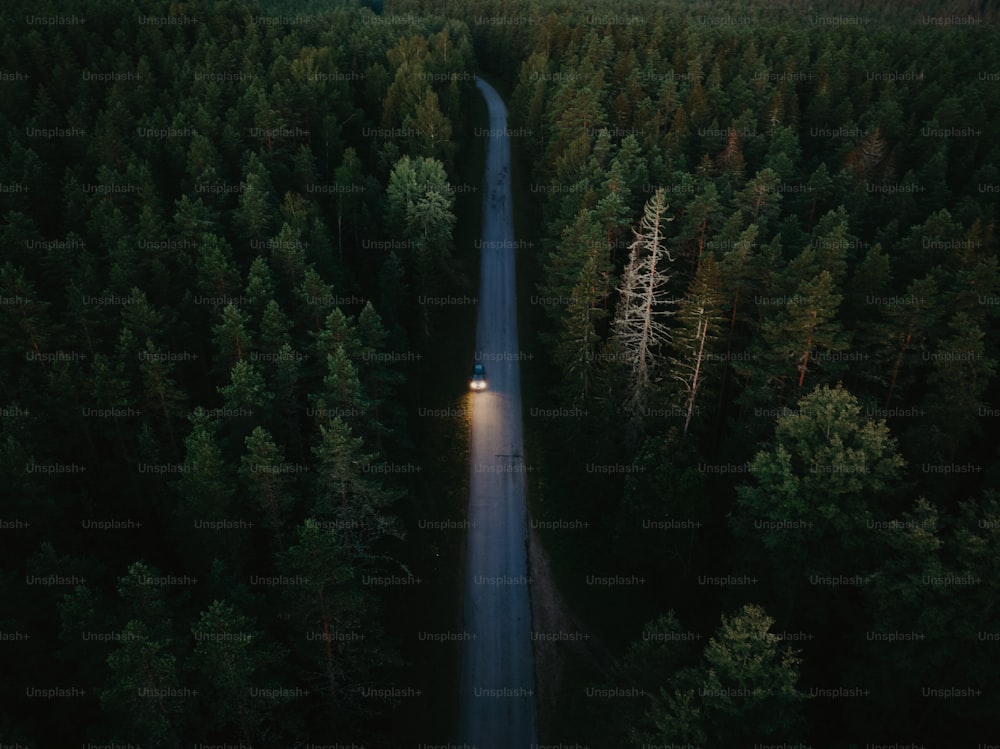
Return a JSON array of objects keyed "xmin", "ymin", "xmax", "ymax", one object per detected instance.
[{"xmin": 457, "ymin": 77, "xmax": 538, "ymax": 749}]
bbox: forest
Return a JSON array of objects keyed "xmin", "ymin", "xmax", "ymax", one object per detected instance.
[
  {"xmin": 2, "ymin": 0, "xmax": 999, "ymax": 746},
  {"xmin": 1, "ymin": 0, "xmax": 481, "ymax": 744}
]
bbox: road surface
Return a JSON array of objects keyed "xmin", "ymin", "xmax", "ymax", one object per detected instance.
[{"xmin": 458, "ymin": 77, "xmax": 537, "ymax": 749}]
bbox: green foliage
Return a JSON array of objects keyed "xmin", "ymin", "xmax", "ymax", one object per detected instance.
[
  {"xmin": 633, "ymin": 604, "xmax": 807, "ymax": 748},
  {"xmin": 239, "ymin": 426, "xmax": 297, "ymax": 546},
  {"xmin": 191, "ymin": 600, "xmax": 278, "ymax": 740},
  {"xmin": 5, "ymin": 0, "xmax": 1000, "ymax": 743},
  {"xmin": 102, "ymin": 620, "xmax": 184, "ymax": 747},
  {"xmin": 407, "ymin": 0, "xmax": 1000, "ymax": 742},
  {"xmin": 385, "ymin": 153, "xmax": 458, "ymax": 333},
  {"xmin": 311, "ymin": 416, "xmax": 404, "ymax": 557},
  {"xmin": 732, "ymin": 384, "xmax": 904, "ymax": 571}
]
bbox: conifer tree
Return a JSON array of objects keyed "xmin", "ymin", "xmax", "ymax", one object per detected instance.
[
  {"xmin": 613, "ymin": 187, "xmax": 676, "ymax": 446},
  {"xmin": 635, "ymin": 604, "xmax": 807, "ymax": 747},
  {"xmin": 239, "ymin": 426, "xmax": 296, "ymax": 548},
  {"xmin": 670, "ymin": 255, "xmax": 726, "ymax": 436}
]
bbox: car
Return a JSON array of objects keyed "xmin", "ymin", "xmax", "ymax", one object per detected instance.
[{"xmin": 470, "ymin": 363, "xmax": 487, "ymax": 391}]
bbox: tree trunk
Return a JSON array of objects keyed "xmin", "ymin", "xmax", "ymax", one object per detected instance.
[
  {"xmin": 798, "ymin": 310, "xmax": 817, "ymax": 388},
  {"xmin": 696, "ymin": 217, "xmax": 707, "ymax": 274},
  {"xmin": 683, "ymin": 314, "xmax": 707, "ymax": 437}
]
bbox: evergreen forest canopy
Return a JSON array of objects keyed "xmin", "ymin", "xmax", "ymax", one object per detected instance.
[
  {"xmin": 1, "ymin": 0, "xmax": 999, "ymax": 745},
  {"xmin": 1, "ymin": 0, "xmax": 478, "ymax": 744}
]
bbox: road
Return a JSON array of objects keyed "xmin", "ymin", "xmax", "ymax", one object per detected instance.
[{"xmin": 457, "ymin": 77, "xmax": 537, "ymax": 749}]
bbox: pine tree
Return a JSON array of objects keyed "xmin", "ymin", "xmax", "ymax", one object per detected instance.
[
  {"xmin": 172, "ymin": 194, "xmax": 220, "ymax": 244},
  {"xmin": 874, "ymin": 275, "xmax": 940, "ymax": 408},
  {"xmin": 191, "ymin": 600, "xmax": 275, "ymax": 742},
  {"xmin": 731, "ymin": 384, "xmax": 905, "ymax": 619},
  {"xmin": 538, "ymin": 209, "xmax": 603, "ymax": 315},
  {"xmin": 411, "ymin": 88, "xmax": 453, "ymax": 164},
  {"xmin": 138, "ymin": 338, "xmax": 185, "ymax": 460},
  {"xmin": 276, "ymin": 518, "xmax": 361, "ymax": 697},
  {"xmin": 717, "ymin": 221, "xmax": 761, "ymax": 354},
  {"xmin": 194, "ymin": 234, "xmax": 240, "ymax": 299},
  {"xmin": 178, "ymin": 408, "xmax": 236, "ymax": 516},
  {"xmin": 609, "ymin": 611, "xmax": 700, "ymax": 741},
  {"xmin": 311, "ymin": 307, "xmax": 361, "ymax": 368},
  {"xmin": 234, "ymin": 153, "xmax": 276, "ymax": 245},
  {"xmin": 756, "ymin": 269, "xmax": 848, "ymax": 394},
  {"xmin": 555, "ymin": 230, "xmax": 614, "ymax": 408},
  {"xmin": 113, "ymin": 560, "xmax": 174, "ymax": 636},
  {"xmin": 635, "ymin": 604, "xmax": 807, "ymax": 747},
  {"xmin": 735, "ymin": 168, "xmax": 782, "ymax": 227},
  {"xmin": 857, "ymin": 496, "xmax": 993, "ymax": 729},
  {"xmin": 259, "ymin": 299, "xmax": 293, "ymax": 356},
  {"xmin": 763, "ymin": 125, "xmax": 802, "ymax": 184},
  {"xmin": 843, "ymin": 125, "xmax": 890, "ymax": 180},
  {"xmin": 696, "ymin": 604, "xmax": 807, "ymax": 743},
  {"xmin": 385, "ymin": 155, "xmax": 457, "ymax": 332},
  {"xmin": 808, "ymin": 206, "xmax": 853, "ymax": 286},
  {"xmin": 594, "ymin": 158, "xmax": 632, "ymax": 267},
  {"xmin": 311, "ymin": 416, "xmax": 403, "ymax": 559},
  {"xmin": 613, "ymin": 187, "xmax": 676, "ymax": 445},
  {"xmin": 244, "ymin": 256, "xmax": 277, "ymax": 320},
  {"xmin": 211, "ymin": 303, "xmax": 254, "ymax": 369},
  {"xmin": 316, "ymin": 345, "xmax": 367, "ymax": 420},
  {"xmin": 217, "ymin": 360, "xmax": 274, "ymax": 427},
  {"xmin": 102, "ymin": 620, "xmax": 185, "ymax": 748},
  {"xmin": 239, "ymin": 426, "xmax": 296, "ymax": 548},
  {"xmin": 805, "ymin": 162, "xmax": 833, "ymax": 228},
  {"xmin": 539, "ymin": 209, "xmax": 612, "ymax": 406},
  {"xmin": 121, "ymin": 287, "xmax": 164, "ymax": 346},
  {"xmin": 670, "ymin": 255, "xmax": 726, "ymax": 436},
  {"xmin": 383, "ymin": 35, "xmax": 432, "ymax": 128},
  {"xmin": 295, "ymin": 267, "xmax": 336, "ymax": 333},
  {"xmin": 716, "ymin": 123, "xmax": 746, "ymax": 183},
  {"xmin": 269, "ymin": 222, "xmax": 308, "ymax": 291},
  {"xmin": 676, "ymin": 183, "xmax": 723, "ymax": 277}
]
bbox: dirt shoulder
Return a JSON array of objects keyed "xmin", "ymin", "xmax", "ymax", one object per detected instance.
[{"xmin": 527, "ymin": 516, "xmax": 617, "ymax": 742}]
